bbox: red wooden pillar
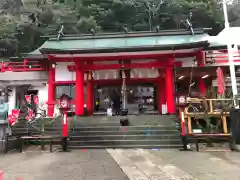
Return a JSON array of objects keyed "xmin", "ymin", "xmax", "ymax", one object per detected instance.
[
  {"xmin": 196, "ymin": 50, "xmax": 204, "ymax": 66},
  {"xmin": 157, "ymin": 78, "xmax": 166, "ymax": 114},
  {"xmin": 198, "ymin": 78, "xmax": 207, "ymax": 96},
  {"xmin": 75, "ymin": 61, "xmax": 85, "ymax": 116},
  {"xmin": 157, "ymin": 69, "xmax": 166, "ymax": 114},
  {"xmin": 165, "ymin": 67, "xmax": 175, "ymax": 114},
  {"xmin": 86, "ymin": 71, "xmax": 94, "ymax": 115},
  {"xmin": 47, "ymin": 63, "xmax": 55, "ymax": 117}
]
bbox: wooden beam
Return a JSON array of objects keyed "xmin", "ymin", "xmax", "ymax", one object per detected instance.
[
  {"xmin": 48, "ymin": 51, "xmax": 197, "ymax": 62},
  {"xmin": 67, "ymin": 61, "xmax": 181, "ymax": 71}
]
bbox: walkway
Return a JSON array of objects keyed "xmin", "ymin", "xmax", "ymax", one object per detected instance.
[
  {"xmin": 0, "ymin": 150, "xmax": 128, "ymax": 180},
  {"xmin": 108, "ymin": 149, "xmax": 240, "ymax": 180},
  {"xmin": 1, "ymin": 149, "xmax": 240, "ymax": 180}
]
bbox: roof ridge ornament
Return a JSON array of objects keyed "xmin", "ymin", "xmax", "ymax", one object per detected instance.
[
  {"xmin": 57, "ymin": 25, "xmax": 64, "ymax": 41},
  {"xmin": 185, "ymin": 18, "xmax": 194, "ymax": 36}
]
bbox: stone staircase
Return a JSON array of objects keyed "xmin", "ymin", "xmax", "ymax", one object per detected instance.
[
  {"xmin": 68, "ymin": 115, "xmax": 182, "ymax": 149},
  {"xmin": 6, "ymin": 115, "xmax": 182, "ymax": 150}
]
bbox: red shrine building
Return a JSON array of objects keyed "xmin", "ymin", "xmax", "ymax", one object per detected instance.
[{"xmin": 1, "ymin": 28, "xmax": 239, "ymax": 116}]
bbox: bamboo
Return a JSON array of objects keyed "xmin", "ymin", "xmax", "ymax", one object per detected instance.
[
  {"xmin": 209, "ymin": 100, "xmax": 213, "ymax": 113},
  {"xmin": 221, "ymin": 116, "xmax": 228, "ymax": 134},
  {"xmin": 187, "ymin": 116, "xmax": 192, "ymax": 134}
]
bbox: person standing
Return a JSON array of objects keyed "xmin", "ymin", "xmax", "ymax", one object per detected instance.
[{"xmin": 112, "ymin": 91, "xmax": 121, "ymax": 115}]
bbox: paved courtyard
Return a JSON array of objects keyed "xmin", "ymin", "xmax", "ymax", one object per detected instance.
[{"xmin": 0, "ymin": 149, "xmax": 240, "ymax": 180}]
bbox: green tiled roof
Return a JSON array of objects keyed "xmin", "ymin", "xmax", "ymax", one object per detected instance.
[
  {"xmin": 43, "ymin": 34, "xmax": 207, "ymax": 50},
  {"xmin": 26, "ymin": 29, "xmax": 211, "ymax": 55}
]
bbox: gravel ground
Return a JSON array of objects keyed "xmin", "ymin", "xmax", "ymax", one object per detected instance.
[{"xmin": 0, "ymin": 149, "xmax": 129, "ymax": 180}]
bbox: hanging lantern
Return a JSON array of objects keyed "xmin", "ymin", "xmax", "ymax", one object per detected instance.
[
  {"xmin": 175, "ymin": 93, "xmax": 187, "ymax": 107},
  {"xmin": 59, "ymin": 94, "xmax": 71, "ymax": 113}
]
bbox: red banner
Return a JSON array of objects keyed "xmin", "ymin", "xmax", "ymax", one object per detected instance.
[
  {"xmin": 25, "ymin": 95, "xmax": 31, "ymax": 104},
  {"xmin": 216, "ymin": 67, "xmax": 225, "ymax": 95},
  {"xmin": 26, "ymin": 108, "xmax": 35, "ymax": 121},
  {"xmin": 25, "ymin": 116, "xmax": 31, "ymax": 121},
  {"xmin": 11, "ymin": 109, "xmax": 20, "ymax": 119},
  {"xmin": 0, "ymin": 170, "xmax": 3, "ymax": 180},
  {"xmin": 8, "ymin": 114, "xmax": 17, "ymax": 126},
  {"xmin": 33, "ymin": 95, "xmax": 39, "ymax": 105}
]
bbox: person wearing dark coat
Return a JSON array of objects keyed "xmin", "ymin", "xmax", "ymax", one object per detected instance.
[{"xmin": 112, "ymin": 91, "xmax": 121, "ymax": 115}]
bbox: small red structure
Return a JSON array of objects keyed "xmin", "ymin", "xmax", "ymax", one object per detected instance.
[
  {"xmin": 59, "ymin": 94, "xmax": 71, "ymax": 151},
  {"xmin": 60, "ymin": 94, "xmax": 70, "ymax": 137}
]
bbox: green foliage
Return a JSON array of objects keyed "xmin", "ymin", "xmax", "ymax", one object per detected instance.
[{"xmin": 0, "ymin": 0, "xmax": 228, "ymax": 57}]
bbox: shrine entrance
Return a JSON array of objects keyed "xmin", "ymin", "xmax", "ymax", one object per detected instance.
[
  {"xmin": 22, "ymin": 28, "xmax": 209, "ymax": 116},
  {"xmin": 94, "ymin": 83, "xmax": 156, "ymax": 115}
]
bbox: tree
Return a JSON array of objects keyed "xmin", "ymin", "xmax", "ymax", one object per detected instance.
[
  {"xmin": 0, "ymin": 0, "xmax": 226, "ymax": 57},
  {"xmin": 0, "ymin": 0, "xmax": 100, "ymax": 56},
  {"xmin": 74, "ymin": 0, "xmax": 223, "ymax": 33}
]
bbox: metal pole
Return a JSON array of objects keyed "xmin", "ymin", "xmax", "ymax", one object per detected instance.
[
  {"xmin": 223, "ymin": 0, "xmax": 238, "ymax": 107},
  {"xmin": 122, "ymin": 71, "xmax": 127, "ymax": 110}
]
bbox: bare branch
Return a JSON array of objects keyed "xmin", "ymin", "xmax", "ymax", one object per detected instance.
[{"xmin": 156, "ymin": 0, "xmax": 165, "ymax": 11}]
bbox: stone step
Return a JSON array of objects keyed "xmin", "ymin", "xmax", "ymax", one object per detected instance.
[
  {"xmin": 71, "ymin": 115, "xmax": 176, "ymax": 126},
  {"xmin": 68, "ymin": 144, "xmax": 182, "ymax": 149},
  {"xmin": 70, "ymin": 134, "xmax": 180, "ymax": 141},
  {"xmin": 71, "ymin": 125, "xmax": 177, "ymax": 131},
  {"xmin": 68, "ymin": 139, "xmax": 181, "ymax": 146},
  {"xmin": 70, "ymin": 129, "xmax": 179, "ymax": 136}
]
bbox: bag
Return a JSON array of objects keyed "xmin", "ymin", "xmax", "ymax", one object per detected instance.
[{"xmin": 107, "ymin": 108, "xmax": 112, "ymax": 116}]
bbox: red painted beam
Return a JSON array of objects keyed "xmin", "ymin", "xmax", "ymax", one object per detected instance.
[
  {"xmin": 67, "ymin": 61, "xmax": 180, "ymax": 71},
  {"xmin": 48, "ymin": 51, "xmax": 197, "ymax": 62},
  {"xmin": 2, "ymin": 68, "xmax": 45, "ymax": 72}
]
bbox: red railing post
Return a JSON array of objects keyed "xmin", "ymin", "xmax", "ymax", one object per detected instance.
[
  {"xmin": 1, "ymin": 62, "xmax": 4, "ymax": 72},
  {"xmin": 179, "ymin": 108, "xmax": 188, "ymax": 150},
  {"xmin": 23, "ymin": 59, "xmax": 27, "ymax": 70}
]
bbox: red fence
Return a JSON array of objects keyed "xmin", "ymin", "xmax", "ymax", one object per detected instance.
[
  {"xmin": 0, "ymin": 60, "xmax": 45, "ymax": 72},
  {"xmin": 205, "ymin": 50, "xmax": 240, "ymax": 65}
]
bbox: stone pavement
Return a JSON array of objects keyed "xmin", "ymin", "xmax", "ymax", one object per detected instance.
[
  {"xmin": 1, "ymin": 149, "xmax": 240, "ymax": 180},
  {"xmin": 0, "ymin": 150, "xmax": 129, "ymax": 180},
  {"xmin": 107, "ymin": 149, "xmax": 240, "ymax": 180}
]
